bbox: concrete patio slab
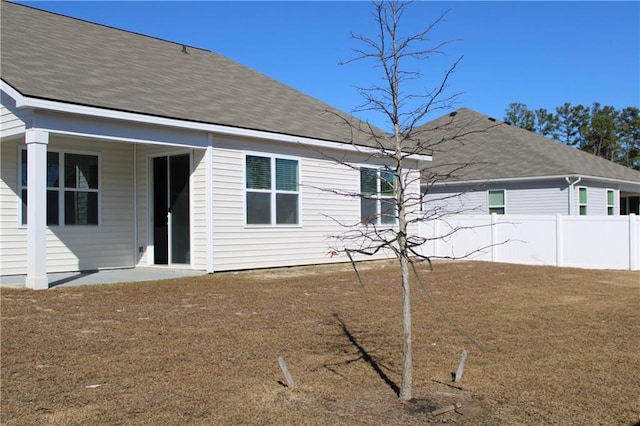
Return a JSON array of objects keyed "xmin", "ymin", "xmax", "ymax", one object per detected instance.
[{"xmin": 0, "ymin": 268, "xmax": 206, "ymax": 289}]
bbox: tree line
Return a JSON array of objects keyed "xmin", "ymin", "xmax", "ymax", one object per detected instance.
[{"xmin": 504, "ymin": 102, "xmax": 640, "ymax": 170}]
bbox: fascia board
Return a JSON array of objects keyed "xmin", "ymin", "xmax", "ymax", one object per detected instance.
[
  {"xmin": 1, "ymin": 79, "xmax": 432, "ymax": 163},
  {"xmin": 1, "ymin": 80, "xmax": 24, "ymax": 102},
  {"xmin": 571, "ymin": 174, "xmax": 640, "ymax": 188},
  {"xmin": 426, "ymin": 174, "xmax": 640, "ymax": 188}
]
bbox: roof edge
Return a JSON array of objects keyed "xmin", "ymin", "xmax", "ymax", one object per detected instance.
[
  {"xmin": 5, "ymin": 1, "xmax": 211, "ymax": 53},
  {"xmin": 1, "ymin": 79, "xmax": 432, "ymax": 162},
  {"xmin": 425, "ymin": 173, "xmax": 640, "ymax": 188}
]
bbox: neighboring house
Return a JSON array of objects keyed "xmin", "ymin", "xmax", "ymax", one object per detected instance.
[
  {"xmin": 419, "ymin": 108, "xmax": 640, "ymax": 216},
  {"xmin": 0, "ymin": 2, "xmax": 428, "ymax": 288}
]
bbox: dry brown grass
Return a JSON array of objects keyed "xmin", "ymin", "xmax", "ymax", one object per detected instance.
[{"xmin": 1, "ymin": 261, "xmax": 639, "ymax": 425}]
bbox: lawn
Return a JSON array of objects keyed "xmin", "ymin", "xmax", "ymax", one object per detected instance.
[{"xmin": 1, "ymin": 261, "xmax": 639, "ymax": 425}]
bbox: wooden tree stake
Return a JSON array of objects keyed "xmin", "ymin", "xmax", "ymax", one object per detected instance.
[
  {"xmin": 454, "ymin": 349, "xmax": 468, "ymax": 383},
  {"xmin": 278, "ymin": 356, "xmax": 295, "ymax": 388}
]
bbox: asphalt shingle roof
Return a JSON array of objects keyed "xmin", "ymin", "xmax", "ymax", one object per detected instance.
[
  {"xmin": 4, "ymin": 2, "xmax": 637, "ymax": 185},
  {"xmin": 0, "ymin": 1, "xmax": 379, "ymax": 146},
  {"xmin": 419, "ymin": 108, "xmax": 640, "ymax": 184}
]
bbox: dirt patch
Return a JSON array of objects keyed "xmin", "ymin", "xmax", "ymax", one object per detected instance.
[{"xmin": 2, "ymin": 261, "xmax": 639, "ymax": 425}]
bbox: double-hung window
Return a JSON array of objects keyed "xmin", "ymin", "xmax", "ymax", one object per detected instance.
[
  {"xmin": 360, "ymin": 167, "xmax": 396, "ymax": 225},
  {"xmin": 606, "ymin": 189, "xmax": 615, "ymax": 215},
  {"xmin": 20, "ymin": 149, "xmax": 100, "ymax": 226},
  {"xmin": 488, "ymin": 190, "xmax": 506, "ymax": 214},
  {"xmin": 578, "ymin": 187, "xmax": 587, "ymax": 215},
  {"xmin": 245, "ymin": 154, "xmax": 299, "ymax": 225}
]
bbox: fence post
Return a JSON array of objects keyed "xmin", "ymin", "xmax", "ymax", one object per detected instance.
[
  {"xmin": 630, "ymin": 214, "xmax": 638, "ymax": 271},
  {"xmin": 491, "ymin": 213, "xmax": 498, "ymax": 262},
  {"xmin": 433, "ymin": 219, "xmax": 439, "ymax": 258},
  {"xmin": 555, "ymin": 214, "xmax": 563, "ymax": 267}
]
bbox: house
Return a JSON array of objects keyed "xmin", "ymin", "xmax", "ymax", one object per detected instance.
[
  {"xmin": 0, "ymin": 2, "xmax": 428, "ymax": 289},
  {"xmin": 419, "ymin": 108, "xmax": 640, "ymax": 216}
]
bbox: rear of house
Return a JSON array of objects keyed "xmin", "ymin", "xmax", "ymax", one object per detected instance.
[
  {"xmin": 420, "ymin": 109, "xmax": 640, "ymax": 216},
  {"xmin": 0, "ymin": 2, "xmax": 426, "ymax": 288},
  {"xmin": 0, "ymin": 119, "xmax": 421, "ymax": 277},
  {"xmin": 425, "ymin": 178, "xmax": 637, "ymax": 216}
]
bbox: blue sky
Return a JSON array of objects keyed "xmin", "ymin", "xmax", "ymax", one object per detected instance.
[{"xmin": 17, "ymin": 1, "xmax": 640, "ymax": 132}]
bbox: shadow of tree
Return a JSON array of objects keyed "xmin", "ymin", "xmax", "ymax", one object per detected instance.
[
  {"xmin": 332, "ymin": 314, "xmax": 400, "ymax": 397},
  {"xmin": 49, "ymin": 270, "xmax": 99, "ymax": 288}
]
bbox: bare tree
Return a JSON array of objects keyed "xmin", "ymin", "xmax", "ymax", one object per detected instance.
[{"xmin": 323, "ymin": 1, "xmax": 500, "ymax": 401}]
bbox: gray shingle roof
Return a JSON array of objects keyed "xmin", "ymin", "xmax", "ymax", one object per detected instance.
[
  {"xmin": 419, "ymin": 108, "xmax": 640, "ymax": 184},
  {"xmin": 0, "ymin": 1, "xmax": 379, "ymax": 146}
]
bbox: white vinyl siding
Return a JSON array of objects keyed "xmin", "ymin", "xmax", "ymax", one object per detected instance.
[
  {"xmin": 423, "ymin": 188, "xmax": 486, "ymax": 215},
  {"xmin": 190, "ymin": 150, "xmax": 207, "ymax": 270},
  {"xmin": 46, "ymin": 138, "xmax": 134, "ymax": 272},
  {"xmin": 2, "ymin": 127, "xmax": 423, "ymax": 276},
  {"xmin": 2, "ymin": 101, "xmax": 431, "ymax": 278},
  {"xmin": 425, "ymin": 180, "xmax": 630, "ymax": 216},
  {"xmin": 210, "ymin": 137, "xmax": 420, "ymax": 271},
  {"xmin": 0, "ymin": 137, "xmax": 136, "ymax": 275},
  {"xmin": 1, "ymin": 91, "xmax": 31, "ymax": 139},
  {"xmin": 503, "ymin": 183, "xmax": 567, "ymax": 214},
  {"xmin": 0, "ymin": 140, "xmax": 25, "ymax": 275},
  {"xmin": 426, "ymin": 181, "xmax": 570, "ymax": 215}
]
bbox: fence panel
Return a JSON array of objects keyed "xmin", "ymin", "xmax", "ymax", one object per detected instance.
[
  {"xmin": 420, "ymin": 216, "xmax": 492, "ymax": 261},
  {"xmin": 562, "ymin": 216, "xmax": 631, "ymax": 270},
  {"xmin": 420, "ymin": 214, "xmax": 639, "ymax": 271},
  {"xmin": 494, "ymin": 215, "xmax": 558, "ymax": 267}
]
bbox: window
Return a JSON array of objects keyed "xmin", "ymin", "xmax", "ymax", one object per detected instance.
[
  {"xmin": 360, "ymin": 167, "xmax": 396, "ymax": 225},
  {"xmin": 245, "ymin": 154, "xmax": 299, "ymax": 225},
  {"xmin": 488, "ymin": 190, "xmax": 506, "ymax": 215},
  {"xmin": 578, "ymin": 187, "xmax": 587, "ymax": 215},
  {"xmin": 21, "ymin": 149, "xmax": 100, "ymax": 226},
  {"xmin": 606, "ymin": 189, "xmax": 615, "ymax": 215}
]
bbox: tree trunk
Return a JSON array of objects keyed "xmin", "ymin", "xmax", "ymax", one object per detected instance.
[{"xmin": 399, "ymin": 251, "xmax": 412, "ymax": 401}]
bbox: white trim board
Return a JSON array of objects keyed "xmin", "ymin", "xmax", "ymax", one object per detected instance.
[{"xmin": 2, "ymin": 80, "xmax": 432, "ymax": 163}]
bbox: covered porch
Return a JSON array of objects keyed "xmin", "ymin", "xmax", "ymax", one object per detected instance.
[
  {"xmin": 10, "ymin": 120, "xmax": 213, "ymax": 289},
  {"xmin": 620, "ymin": 192, "xmax": 640, "ymax": 215}
]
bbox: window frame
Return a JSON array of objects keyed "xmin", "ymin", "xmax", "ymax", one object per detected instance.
[
  {"xmin": 578, "ymin": 186, "xmax": 588, "ymax": 216},
  {"xmin": 487, "ymin": 189, "xmax": 506, "ymax": 215},
  {"xmin": 19, "ymin": 147, "xmax": 102, "ymax": 227},
  {"xmin": 606, "ymin": 189, "xmax": 616, "ymax": 216},
  {"xmin": 244, "ymin": 153, "xmax": 301, "ymax": 227},
  {"xmin": 359, "ymin": 166, "xmax": 397, "ymax": 226}
]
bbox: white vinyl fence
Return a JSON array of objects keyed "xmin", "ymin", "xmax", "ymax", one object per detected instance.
[{"xmin": 419, "ymin": 214, "xmax": 639, "ymax": 271}]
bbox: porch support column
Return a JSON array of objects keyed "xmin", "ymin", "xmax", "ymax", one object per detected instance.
[
  {"xmin": 25, "ymin": 129, "xmax": 49, "ymax": 290},
  {"xmin": 205, "ymin": 134, "xmax": 214, "ymax": 273}
]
